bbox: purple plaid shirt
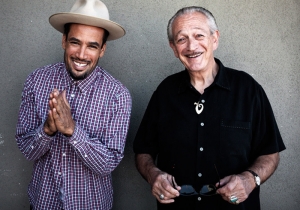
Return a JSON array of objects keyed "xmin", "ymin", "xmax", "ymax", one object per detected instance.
[{"xmin": 16, "ymin": 62, "xmax": 132, "ymax": 210}]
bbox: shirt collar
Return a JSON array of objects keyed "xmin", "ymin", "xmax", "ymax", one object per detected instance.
[
  {"xmin": 63, "ymin": 64, "xmax": 99, "ymax": 93},
  {"xmin": 178, "ymin": 58, "xmax": 230, "ymax": 94}
]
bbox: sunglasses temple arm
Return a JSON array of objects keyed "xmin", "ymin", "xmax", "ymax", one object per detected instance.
[
  {"xmin": 214, "ymin": 164, "xmax": 221, "ymax": 187},
  {"xmin": 172, "ymin": 176, "xmax": 176, "ymax": 189}
]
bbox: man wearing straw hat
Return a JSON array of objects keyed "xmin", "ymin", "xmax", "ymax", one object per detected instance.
[{"xmin": 15, "ymin": 0, "xmax": 131, "ymax": 209}]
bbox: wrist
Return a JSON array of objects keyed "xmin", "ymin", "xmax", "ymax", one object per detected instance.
[
  {"xmin": 147, "ymin": 167, "xmax": 161, "ymax": 185},
  {"xmin": 62, "ymin": 122, "xmax": 75, "ymax": 137},
  {"xmin": 43, "ymin": 126, "xmax": 56, "ymax": 136},
  {"xmin": 245, "ymin": 169, "xmax": 261, "ymax": 189}
]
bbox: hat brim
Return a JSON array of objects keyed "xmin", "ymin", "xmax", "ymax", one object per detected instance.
[{"xmin": 49, "ymin": 13, "xmax": 125, "ymax": 40}]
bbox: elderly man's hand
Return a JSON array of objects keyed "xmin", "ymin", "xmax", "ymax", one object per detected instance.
[
  {"xmin": 50, "ymin": 89, "xmax": 75, "ymax": 136},
  {"xmin": 149, "ymin": 170, "xmax": 181, "ymax": 204},
  {"xmin": 216, "ymin": 172, "xmax": 255, "ymax": 205}
]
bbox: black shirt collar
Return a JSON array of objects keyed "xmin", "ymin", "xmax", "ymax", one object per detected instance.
[{"xmin": 178, "ymin": 58, "xmax": 230, "ymax": 94}]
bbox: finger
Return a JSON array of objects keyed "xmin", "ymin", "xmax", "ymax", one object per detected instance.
[
  {"xmin": 217, "ymin": 176, "xmax": 237, "ymax": 197},
  {"xmin": 219, "ymin": 175, "xmax": 232, "ymax": 186},
  {"xmin": 160, "ymin": 175, "xmax": 179, "ymax": 198},
  {"xmin": 172, "ymin": 177, "xmax": 181, "ymax": 191},
  {"xmin": 51, "ymin": 98, "xmax": 61, "ymax": 115},
  {"xmin": 156, "ymin": 195, "xmax": 175, "ymax": 204},
  {"xmin": 52, "ymin": 92, "xmax": 65, "ymax": 115},
  {"xmin": 44, "ymin": 110, "xmax": 57, "ymax": 135},
  {"xmin": 52, "ymin": 108, "xmax": 60, "ymax": 120},
  {"xmin": 49, "ymin": 98, "xmax": 55, "ymax": 110}
]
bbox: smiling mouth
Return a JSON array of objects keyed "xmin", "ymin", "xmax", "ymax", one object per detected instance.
[
  {"xmin": 74, "ymin": 61, "xmax": 88, "ymax": 67},
  {"xmin": 187, "ymin": 52, "xmax": 203, "ymax": 58}
]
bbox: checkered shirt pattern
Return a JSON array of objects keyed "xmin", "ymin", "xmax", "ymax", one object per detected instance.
[{"xmin": 16, "ymin": 62, "xmax": 132, "ymax": 210}]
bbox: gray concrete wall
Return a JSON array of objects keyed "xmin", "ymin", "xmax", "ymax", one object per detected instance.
[{"xmin": 0, "ymin": 0, "xmax": 299, "ymax": 209}]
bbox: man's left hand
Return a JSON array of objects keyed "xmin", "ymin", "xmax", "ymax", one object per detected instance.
[{"xmin": 216, "ymin": 172, "xmax": 255, "ymax": 205}]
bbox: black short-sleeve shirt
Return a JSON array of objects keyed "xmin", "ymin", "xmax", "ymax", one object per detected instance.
[{"xmin": 133, "ymin": 58, "xmax": 286, "ymax": 210}]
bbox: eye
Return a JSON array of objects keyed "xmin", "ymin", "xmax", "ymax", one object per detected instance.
[
  {"xmin": 89, "ymin": 45, "xmax": 98, "ymax": 49},
  {"xmin": 196, "ymin": 34, "xmax": 204, "ymax": 39},
  {"xmin": 176, "ymin": 37, "xmax": 186, "ymax": 44},
  {"xmin": 69, "ymin": 41, "xmax": 79, "ymax": 45}
]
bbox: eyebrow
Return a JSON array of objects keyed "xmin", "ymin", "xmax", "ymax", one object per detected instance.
[{"xmin": 175, "ymin": 27, "xmax": 206, "ymax": 38}]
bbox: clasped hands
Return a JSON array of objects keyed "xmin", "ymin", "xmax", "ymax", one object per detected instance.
[
  {"xmin": 44, "ymin": 89, "xmax": 75, "ymax": 137},
  {"xmin": 150, "ymin": 170, "xmax": 254, "ymax": 204}
]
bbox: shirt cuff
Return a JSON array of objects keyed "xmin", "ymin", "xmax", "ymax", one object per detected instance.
[
  {"xmin": 36, "ymin": 124, "xmax": 55, "ymax": 145},
  {"xmin": 66, "ymin": 124, "xmax": 86, "ymax": 149}
]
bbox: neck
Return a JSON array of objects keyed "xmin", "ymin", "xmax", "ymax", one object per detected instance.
[{"xmin": 189, "ymin": 60, "xmax": 219, "ymax": 94}]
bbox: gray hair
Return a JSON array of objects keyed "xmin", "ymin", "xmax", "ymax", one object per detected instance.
[{"xmin": 167, "ymin": 6, "xmax": 218, "ymax": 42}]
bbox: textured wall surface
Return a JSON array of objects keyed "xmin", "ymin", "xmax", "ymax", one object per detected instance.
[{"xmin": 0, "ymin": 0, "xmax": 299, "ymax": 209}]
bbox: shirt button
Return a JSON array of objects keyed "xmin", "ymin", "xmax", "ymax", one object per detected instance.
[
  {"xmin": 38, "ymin": 134, "xmax": 42, "ymax": 138},
  {"xmin": 200, "ymin": 122, "xmax": 204, "ymax": 126},
  {"xmin": 198, "ymin": 173, "xmax": 202, "ymax": 177},
  {"xmin": 71, "ymin": 94, "xmax": 75, "ymax": 98},
  {"xmin": 200, "ymin": 147, "xmax": 204, "ymax": 151},
  {"xmin": 62, "ymin": 153, "xmax": 66, "ymax": 157},
  {"xmin": 73, "ymin": 141, "xmax": 77, "ymax": 144},
  {"xmin": 58, "ymin": 172, "xmax": 62, "ymax": 175},
  {"xmin": 201, "ymin": 100, "xmax": 205, "ymax": 103},
  {"xmin": 198, "ymin": 197, "xmax": 202, "ymax": 201},
  {"xmin": 84, "ymin": 154, "xmax": 88, "ymax": 158},
  {"xmin": 31, "ymin": 146, "xmax": 34, "ymax": 149}
]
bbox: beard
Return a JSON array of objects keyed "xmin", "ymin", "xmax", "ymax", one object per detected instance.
[{"xmin": 64, "ymin": 51, "xmax": 99, "ymax": 80}]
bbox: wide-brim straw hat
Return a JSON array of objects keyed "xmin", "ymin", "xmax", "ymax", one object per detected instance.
[{"xmin": 49, "ymin": 0, "xmax": 125, "ymax": 40}]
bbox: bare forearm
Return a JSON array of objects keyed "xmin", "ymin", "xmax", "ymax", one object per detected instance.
[
  {"xmin": 248, "ymin": 152, "xmax": 280, "ymax": 184},
  {"xmin": 135, "ymin": 154, "xmax": 161, "ymax": 185}
]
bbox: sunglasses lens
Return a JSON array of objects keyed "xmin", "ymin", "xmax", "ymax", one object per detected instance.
[
  {"xmin": 179, "ymin": 185, "xmax": 198, "ymax": 196},
  {"xmin": 200, "ymin": 184, "xmax": 217, "ymax": 196}
]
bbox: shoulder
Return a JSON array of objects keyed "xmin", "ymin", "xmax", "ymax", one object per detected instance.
[
  {"xmin": 27, "ymin": 62, "xmax": 65, "ymax": 80},
  {"xmin": 156, "ymin": 71, "xmax": 186, "ymax": 91},
  {"xmin": 226, "ymin": 67, "xmax": 258, "ymax": 83},
  {"xmin": 96, "ymin": 66, "xmax": 131, "ymax": 99},
  {"xmin": 24, "ymin": 62, "xmax": 65, "ymax": 87},
  {"xmin": 223, "ymin": 66, "xmax": 262, "ymax": 91}
]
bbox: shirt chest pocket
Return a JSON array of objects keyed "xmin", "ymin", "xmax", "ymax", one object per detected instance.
[{"xmin": 219, "ymin": 120, "xmax": 251, "ymax": 163}]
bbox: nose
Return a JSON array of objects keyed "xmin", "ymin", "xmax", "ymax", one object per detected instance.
[
  {"xmin": 187, "ymin": 38, "xmax": 198, "ymax": 51},
  {"xmin": 76, "ymin": 46, "xmax": 88, "ymax": 60}
]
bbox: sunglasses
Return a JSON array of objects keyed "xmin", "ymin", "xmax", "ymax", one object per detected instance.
[{"xmin": 175, "ymin": 164, "xmax": 221, "ymax": 196}]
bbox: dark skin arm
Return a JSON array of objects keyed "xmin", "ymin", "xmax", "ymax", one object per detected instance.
[
  {"xmin": 217, "ymin": 152, "xmax": 280, "ymax": 204},
  {"xmin": 135, "ymin": 154, "xmax": 180, "ymax": 203},
  {"xmin": 44, "ymin": 89, "xmax": 75, "ymax": 136}
]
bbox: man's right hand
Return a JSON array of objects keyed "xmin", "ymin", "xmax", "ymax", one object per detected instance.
[
  {"xmin": 135, "ymin": 154, "xmax": 181, "ymax": 204},
  {"xmin": 150, "ymin": 170, "xmax": 181, "ymax": 203},
  {"xmin": 43, "ymin": 90, "xmax": 59, "ymax": 136}
]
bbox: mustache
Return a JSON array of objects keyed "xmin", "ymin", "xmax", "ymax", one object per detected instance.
[
  {"xmin": 187, "ymin": 52, "xmax": 203, "ymax": 56},
  {"xmin": 71, "ymin": 58, "xmax": 91, "ymax": 64}
]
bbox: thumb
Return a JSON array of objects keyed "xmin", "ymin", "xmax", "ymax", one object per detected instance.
[
  {"xmin": 62, "ymin": 90, "xmax": 71, "ymax": 108},
  {"xmin": 219, "ymin": 175, "xmax": 232, "ymax": 187}
]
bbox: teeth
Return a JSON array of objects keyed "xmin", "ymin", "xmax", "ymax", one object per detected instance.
[
  {"xmin": 74, "ymin": 61, "xmax": 87, "ymax": 67},
  {"xmin": 188, "ymin": 53, "xmax": 202, "ymax": 58}
]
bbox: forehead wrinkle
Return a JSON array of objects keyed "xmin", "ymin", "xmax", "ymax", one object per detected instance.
[{"xmin": 175, "ymin": 27, "xmax": 207, "ymax": 38}]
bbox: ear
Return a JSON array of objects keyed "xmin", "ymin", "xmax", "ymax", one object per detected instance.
[
  {"xmin": 169, "ymin": 41, "xmax": 179, "ymax": 58},
  {"xmin": 99, "ymin": 43, "xmax": 107, "ymax": 58},
  {"xmin": 212, "ymin": 30, "xmax": 220, "ymax": 51},
  {"xmin": 62, "ymin": 34, "xmax": 67, "ymax": 50}
]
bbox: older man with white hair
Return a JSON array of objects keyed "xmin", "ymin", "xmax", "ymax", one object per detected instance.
[
  {"xmin": 15, "ymin": 0, "xmax": 131, "ymax": 209},
  {"xmin": 134, "ymin": 6, "xmax": 285, "ymax": 210}
]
